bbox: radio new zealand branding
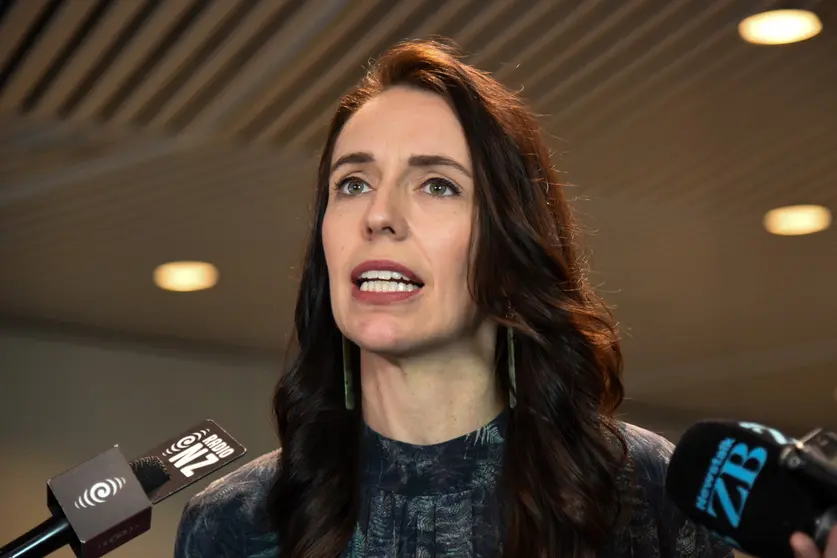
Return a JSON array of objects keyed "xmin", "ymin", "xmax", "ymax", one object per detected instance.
[
  {"xmin": 136, "ymin": 419, "xmax": 246, "ymax": 503},
  {"xmin": 162, "ymin": 427, "xmax": 236, "ymax": 478},
  {"xmin": 74, "ymin": 476, "xmax": 128, "ymax": 509}
]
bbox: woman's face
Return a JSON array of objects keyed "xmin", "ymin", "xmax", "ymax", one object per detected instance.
[{"xmin": 322, "ymin": 85, "xmax": 479, "ymax": 356}]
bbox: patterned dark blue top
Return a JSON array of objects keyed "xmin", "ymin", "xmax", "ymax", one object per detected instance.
[{"xmin": 174, "ymin": 412, "xmax": 734, "ymax": 557}]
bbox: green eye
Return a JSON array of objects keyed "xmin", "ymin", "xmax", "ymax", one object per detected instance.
[
  {"xmin": 337, "ymin": 178, "xmax": 370, "ymax": 195},
  {"xmin": 422, "ymin": 178, "xmax": 460, "ymax": 197}
]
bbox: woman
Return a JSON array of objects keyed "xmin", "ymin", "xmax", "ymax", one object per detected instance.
[{"xmin": 174, "ymin": 40, "xmax": 835, "ymax": 558}]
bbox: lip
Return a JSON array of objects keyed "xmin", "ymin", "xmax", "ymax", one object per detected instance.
[{"xmin": 350, "ymin": 259, "xmax": 424, "ymax": 305}]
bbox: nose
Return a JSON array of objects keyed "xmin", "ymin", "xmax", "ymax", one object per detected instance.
[{"xmin": 363, "ymin": 181, "xmax": 408, "ymax": 241}]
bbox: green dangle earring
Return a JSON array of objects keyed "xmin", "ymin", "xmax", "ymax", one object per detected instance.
[
  {"xmin": 343, "ymin": 335, "xmax": 356, "ymax": 410},
  {"xmin": 507, "ymin": 326, "xmax": 517, "ymax": 409}
]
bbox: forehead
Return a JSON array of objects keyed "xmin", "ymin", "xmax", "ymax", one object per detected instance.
[{"xmin": 333, "ymin": 86, "xmax": 471, "ymax": 166}]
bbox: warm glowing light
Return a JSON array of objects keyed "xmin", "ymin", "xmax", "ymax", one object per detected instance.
[
  {"xmin": 739, "ymin": 9, "xmax": 822, "ymax": 45},
  {"xmin": 763, "ymin": 205, "xmax": 831, "ymax": 236},
  {"xmin": 153, "ymin": 261, "xmax": 218, "ymax": 292}
]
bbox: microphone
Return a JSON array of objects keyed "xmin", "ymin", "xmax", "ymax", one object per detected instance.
[
  {"xmin": 664, "ymin": 420, "xmax": 837, "ymax": 558},
  {"xmin": 1, "ymin": 419, "xmax": 246, "ymax": 558},
  {"xmin": 1, "ymin": 457, "xmax": 169, "ymax": 558}
]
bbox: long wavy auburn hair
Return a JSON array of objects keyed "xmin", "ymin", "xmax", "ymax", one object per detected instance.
[{"xmin": 268, "ymin": 38, "xmax": 628, "ymax": 558}]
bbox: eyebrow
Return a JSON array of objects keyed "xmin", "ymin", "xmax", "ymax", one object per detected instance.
[{"xmin": 330, "ymin": 152, "xmax": 472, "ymax": 178}]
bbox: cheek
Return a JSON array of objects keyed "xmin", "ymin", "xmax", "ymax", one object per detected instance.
[
  {"xmin": 321, "ymin": 211, "xmax": 346, "ymax": 285},
  {"xmin": 431, "ymin": 221, "xmax": 474, "ymax": 301}
]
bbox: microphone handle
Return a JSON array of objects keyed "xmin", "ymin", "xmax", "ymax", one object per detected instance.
[
  {"xmin": 0, "ymin": 515, "xmax": 72, "ymax": 558},
  {"xmin": 814, "ymin": 507, "xmax": 837, "ymax": 550}
]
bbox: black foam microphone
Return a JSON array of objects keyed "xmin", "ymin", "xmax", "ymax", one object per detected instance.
[
  {"xmin": 664, "ymin": 420, "xmax": 837, "ymax": 558},
  {"xmin": 1, "ymin": 419, "xmax": 247, "ymax": 558}
]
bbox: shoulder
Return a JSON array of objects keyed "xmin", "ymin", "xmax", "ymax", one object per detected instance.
[
  {"xmin": 609, "ymin": 422, "xmax": 674, "ymax": 526},
  {"xmin": 618, "ymin": 421, "xmax": 678, "ymax": 505},
  {"xmin": 619, "ymin": 421, "xmax": 676, "ymax": 477},
  {"xmin": 609, "ymin": 421, "xmax": 735, "ymax": 558},
  {"xmin": 174, "ymin": 450, "xmax": 280, "ymax": 558}
]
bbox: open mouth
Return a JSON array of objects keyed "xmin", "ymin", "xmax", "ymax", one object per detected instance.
[{"xmin": 354, "ymin": 270, "xmax": 425, "ymax": 293}]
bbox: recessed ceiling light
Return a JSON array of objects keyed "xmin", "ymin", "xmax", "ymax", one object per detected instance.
[
  {"xmin": 763, "ymin": 204, "xmax": 831, "ymax": 236},
  {"xmin": 739, "ymin": 9, "xmax": 822, "ymax": 45},
  {"xmin": 153, "ymin": 261, "xmax": 218, "ymax": 292}
]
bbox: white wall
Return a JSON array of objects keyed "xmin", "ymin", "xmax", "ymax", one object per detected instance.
[{"xmin": 0, "ymin": 327, "xmax": 280, "ymax": 558}]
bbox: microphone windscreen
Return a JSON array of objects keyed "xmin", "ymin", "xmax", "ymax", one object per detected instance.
[
  {"xmin": 130, "ymin": 456, "xmax": 170, "ymax": 495},
  {"xmin": 665, "ymin": 421, "xmax": 817, "ymax": 558}
]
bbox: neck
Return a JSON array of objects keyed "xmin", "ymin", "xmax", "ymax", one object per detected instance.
[{"xmin": 359, "ymin": 324, "xmax": 503, "ymax": 445}]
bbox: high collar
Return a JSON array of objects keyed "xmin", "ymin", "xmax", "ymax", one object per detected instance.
[{"xmin": 360, "ymin": 410, "xmax": 508, "ymax": 496}]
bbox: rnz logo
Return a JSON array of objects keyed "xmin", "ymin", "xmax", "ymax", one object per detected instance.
[
  {"xmin": 695, "ymin": 437, "xmax": 767, "ymax": 529},
  {"xmin": 164, "ymin": 432, "xmax": 235, "ymax": 478},
  {"xmin": 74, "ymin": 477, "xmax": 127, "ymax": 509}
]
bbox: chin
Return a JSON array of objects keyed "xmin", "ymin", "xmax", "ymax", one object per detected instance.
[{"xmin": 346, "ymin": 321, "xmax": 418, "ymax": 355}]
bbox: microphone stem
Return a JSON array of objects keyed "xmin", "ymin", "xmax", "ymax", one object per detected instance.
[{"xmin": 0, "ymin": 515, "xmax": 72, "ymax": 558}]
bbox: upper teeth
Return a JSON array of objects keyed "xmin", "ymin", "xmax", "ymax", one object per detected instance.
[
  {"xmin": 357, "ymin": 269, "xmax": 422, "ymax": 292},
  {"xmin": 359, "ymin": 270, "xmax": 408, "ymax": 281}
]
